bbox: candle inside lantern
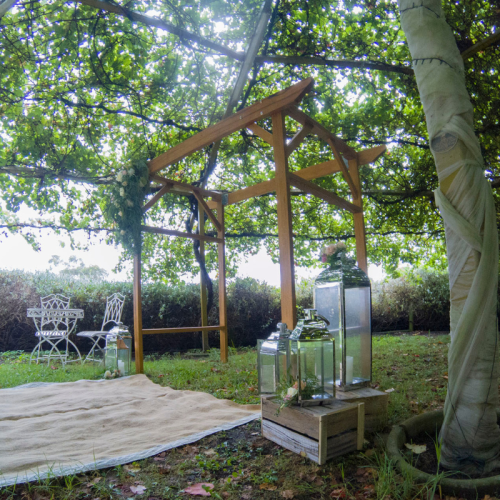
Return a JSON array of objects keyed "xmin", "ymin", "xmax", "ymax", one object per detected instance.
[
  {"xmin": 118, "ymin": 360, "xmax": 125, "ymax": 374},
  {"xmin": 346, "ymin": 356, "xmax": 354, "ymax": 385}
]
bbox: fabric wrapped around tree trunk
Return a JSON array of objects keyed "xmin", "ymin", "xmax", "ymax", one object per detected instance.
[{"xmin": 398, "ymin": 0, "xmax": 500, "ymax": 473}]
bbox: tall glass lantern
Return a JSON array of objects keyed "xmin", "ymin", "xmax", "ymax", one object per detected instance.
[
  {"xmin": 314, "ymin": 248, "xmax": 371, "ymax": 391},
  {"xmin": 257, "ymin": 323, "xmax": 290, "ymax": 395}
]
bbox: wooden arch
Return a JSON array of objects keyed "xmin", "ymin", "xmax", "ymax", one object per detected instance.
[{"xmin": 133, "ymin": 78, "xmax": 385, "ymax": 373}]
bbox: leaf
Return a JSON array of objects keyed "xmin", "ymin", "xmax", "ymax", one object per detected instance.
[
  {"xmin": 330, "ymin": 488, "xmax": 347, "ymax": 499},
  {"xmin": 184, "ymin": 483, "xmax": 214, "ymax": 496},
  {"xmin": 281, "ymin": 490, "xmax": 295, "ymax": 499},
  {"xmin": 405, "ymin": 443, "xmax": 427, "ymax": 454},
  {"xmin": 130, "ymin": 485, "xmax": 147, "ymax": 495},
  {"xmin": 124, "ymin": 464, "xmax": 141, "ymax": 473},
  {"xmin": 259, "ymin": 484, "xmax": 277, "ymax": 491},
  {"xmin": 384, "ymin": 388, "xmax": 395, "ymax": 393},
  {"xmin": 86, "ymin": 476, "xmax": 102, "ymax": 487}
]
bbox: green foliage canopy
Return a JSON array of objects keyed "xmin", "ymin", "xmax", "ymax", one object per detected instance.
[{"xmin": 1, "ymin": 0, "xmax": 498, "ymax": 280}]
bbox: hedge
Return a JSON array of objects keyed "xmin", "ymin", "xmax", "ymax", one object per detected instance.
[{"xmin": 0, "ymin": 268, "xmax": 475, "ymax": 354}]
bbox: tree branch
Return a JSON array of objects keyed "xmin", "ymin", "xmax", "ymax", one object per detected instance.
[
  {"xmin": 74, "ymin": 0, "xmax": 245, "ymax": 60},
  {"xmin": 0, "ymin": 165, "xmax": 115, "ymax": 185},
  {"xmin": 254, "ymin": 55, "xmax": 415, "ymax": 75},
  {"xmin": 461, "ymin": 30, "xmax": 500, "ymax": 60}
]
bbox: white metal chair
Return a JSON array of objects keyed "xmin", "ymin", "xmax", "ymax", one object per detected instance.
[
  {"xmin": 76, "ymin": 293, "xmax": 126, "ymax": 363},
  {"xmin": 30, "ymin": 294, "xmax": 82, "ymax": 365}
]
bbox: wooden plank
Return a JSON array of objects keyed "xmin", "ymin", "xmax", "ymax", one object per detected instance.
[
  {"xmin": 247, "ymin": 123, "xmax": 273, "ymax": 145},
  {"xmin": 199, "ymin": 205, "xmax": 209, "ymax": 352},
  {"xmin": 141, "ymin": 225, "xmax": 222, "ymax": 243},
  {"xmin": 318, "ymin": 416, "xmax": 327, "ymax": 465},
  {"xmin": 262, "ymin": 419, "xmax": 358, "ymax": 464},
  {"xmin": 295, "ymin": 159, "xmax": 341, "ymax": 180},
  {"xmin": 142, "ymin": 326, "xmax": 222, "ymax": 335},
  {"xmin": 133, "ymin": 253, "xmax": 144, "ymax": 374},
  {"xmin": 193, "ymin": 191, "xmax": 222, "ymax": 232},
  {"xmin": 348, "ymin": 157, "xmax": 368, "ymax": 273},
  {"xmin": 285, "ymin": 124, "xmax": 313, "ymax": 158},
  {"xmin": 272, "ymin": 111, "xmax": 297, "ymax": 330},
  {"xmin": 287, "ymin": 172, "xmax": 362, "ymax": 214},
  {"xmin": 263, "ymin": 419, "xmax": 320, "ymax": 463},
  {"xmin": 326, "ymin": 137, "xmax": 358, "ymax": 199},
  {"xmin": 152, "ymin": 175, "xmax": 222, "ymax": 201},
  {"xmin": 286, "ymin": 106, "xmax": 357, "ymax": 160},
  {"xmin": 262, "ymin": 398, "xmax": 359, "ymax": 440},
  {"xmin": 148, "ymin": 78, "xmax": 314, "ymax": 174},
  {"xmin": 217, "ymin": 201, "xmax": 228, "ymax": 363},
  {"xmin": 357, "ymin": 403, "xmax": 365, "ymax": 450},
  {"xmin": 358, "ymin": 145, "xmax": 386, "ymax": 166},
  {"xmin": 142, "ymin": 184, "xmax": 171, "ymax": 213}
]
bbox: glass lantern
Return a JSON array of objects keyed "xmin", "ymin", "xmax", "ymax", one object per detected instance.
[
  {"xmin": 287, "ymin": 309, "xmax": 335, "ymax": 406},
  {"xmin": 314, "ymin": 251, "xmax": 371, "ymax": 391},
  {"xmin": 257, "ymin": 323, "xmax": 291, "ymax": 395},
  {"xmin": 105, "ymin": 323, "xmax": 132, "ymax": 376}
]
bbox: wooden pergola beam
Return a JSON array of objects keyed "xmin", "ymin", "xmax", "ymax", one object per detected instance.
[
  {"xmin": 143, "ymin": 326, "xmax": 223, "ymax": 335},
  {"xmin": 247, "ymin": 123, "xmax": 273, "ymax": 144},
  {"xmin": 141, "ymin": 225, "xmax": 222, "ymax": 243},
  {"xmin": 142, "ymin": 184, "xmax": 171, "ymax": 213},
  {"xmin": 325, "ymin": 137, "xmax": 358, "ymax": 199},
  {"xmin": 192, "ymin": 191, "xmax": 221, "ymax": 232},
  {"xmin": 286, "ymin": 106, "xmax": 358, "ymax": 160},
  {"xmin": 357, "ymin": 145, "xmax": 386, "ymax": 165},
  {"xmin": 148, "ymin": 78, "xmax": 314, "ymax": 175},
  {"xmin": 286, "ymin": 124, "xmax": 313, "ymax": 158},
  {"xmin": 152, "ymin": 175, "xmax": 222, "ymax": 201},
  {"xmin": 287, "ymin": 172, "xmax": 362, "ymax": 214}
]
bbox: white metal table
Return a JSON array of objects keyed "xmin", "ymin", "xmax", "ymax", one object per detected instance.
[{"xmin": 27, "ymin": 308, "xmax": 84, "ymax": 365}]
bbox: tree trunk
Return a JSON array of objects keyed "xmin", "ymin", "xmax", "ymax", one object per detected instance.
[{"xmin": 398, "ymin": 0, "xmax": 500, "ymax": 473}]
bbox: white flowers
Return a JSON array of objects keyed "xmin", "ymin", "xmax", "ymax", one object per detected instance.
[
  {"xmin": 286, "ymin": 387, "xmax": 298, "ymax": 398},
  {"xmin": 119, "ymin": 187, "xmax": 125, "ymax": 197},
  {"xmin": 118, "ymin": 211, "xmax": 123, "ymax": 217},
  {"xmin": 117, "ymin": 172, "xmax": 123, "ymax": 182},
  {"xmin": 128, "ymin": 168, "xmax": 135, "ymax": 176},
  {"xmin": 126, "ymin": 200, "xmax": 133, "ymax": 207},
  {"xmin": 120, "ymin": 230, "xmax": 125, "ymax": 235},
  {"xmin": 122, "ymin": 181, "xmax": 127, "ymax": 186},
  {"xmin": 139, "ymin": 179, "xmax": 146, "ymax": 187}
]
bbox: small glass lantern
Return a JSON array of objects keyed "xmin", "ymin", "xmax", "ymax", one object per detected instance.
[
  {"xmin": 314, "ymin": 250, "xmax": 371, "ymax": 391},
  {"xmin": 257, "ymin": 323, "xmax": 290, "ymax": 395},
  {"xmin": 287, "ymin": 309, "xmax": 335, "ymax": 406},
  {"xmin": 105, "ymin": 323, "xmax": 132, "ymax": 376}
]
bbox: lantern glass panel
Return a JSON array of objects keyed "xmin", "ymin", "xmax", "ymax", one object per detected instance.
[
  {"xmin": 257, "ymin": 339, "xmax": 289, "ymax": 395},
  {"xmin": 296, "ymin": 339, "xmax": 335, "ymax": 404},
  {"xmin": 344, "ymin": 287, "xmax": 371, "ymax": 385},
  {"xmin": 314, "ymin": 283, "xmax": 341, "ymax": 387}
]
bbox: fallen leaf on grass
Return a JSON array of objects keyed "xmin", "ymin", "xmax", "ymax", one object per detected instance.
[
  {"xmin": 384, "ymin": 388, "xmax": 395, "ymax": 393},
  {"xmin": 50, "ymin": 366, "xmax": 58, "ymax": 370},
  {"xmin": 281, "ymin": 490, "xmax": 295, "ymax": 499},
  {"xmin": 184, "ymin": 483, "xmax": 214, "ymax": 496},
  {"xmin": 299, "ymin": 451, "xmax": 307, "ymax": 458},
  {"xmin": 330, "ymin": 488, "xmax": 347, "ymax": 499},
  {"xmin": 405, "ymin": 443, "xmax": 427, "ymax": 454},
  {"xmin": 130, "ymin": 485, "xmax": 147, "ymax": 495},
  {"xmin": 86, "ymin": 477, "xmax": 102, "ymax": 487},
  {"xmin": 259, "ymin": 483, "xmax": 277, "ymax": 491},
  {"xmin": 124, "ymin": 464, "xmax": 141, "ymax": 473}
]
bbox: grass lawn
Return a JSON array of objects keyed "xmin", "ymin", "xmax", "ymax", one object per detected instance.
[{"xmin": 0, "ymin": 333, "xmax": 453, "ymax": 499}]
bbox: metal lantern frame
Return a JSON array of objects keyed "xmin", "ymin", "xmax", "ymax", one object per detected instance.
[{"xmin": 314, "ymin": 257, "xmax": 372, "ymax": 392}]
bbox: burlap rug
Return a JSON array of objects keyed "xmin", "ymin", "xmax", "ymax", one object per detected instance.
[{"xmin": 0, "ymin": 374, "xmax": 260, "ymax": 487}]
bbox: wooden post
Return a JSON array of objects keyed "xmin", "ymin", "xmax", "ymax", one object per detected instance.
[
  {"xmin": 348, "ymin": 157, "xmax": 368, "ymax": 274},
  {"xmin": 133, "ymin": 252, "xmax": 144, "ymax": 374},
  {"xmin": 272, "ymin": 111, "xmax": 297, "ymax": 330},
  {"xmin": 198, "ymin": 205, "xmax": 209, "ymax": 351},
  {"xmin": 217, "ymin": 200, "xmax": 228, "ymax": 363}
]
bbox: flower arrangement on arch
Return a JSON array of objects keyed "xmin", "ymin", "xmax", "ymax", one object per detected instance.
[
  {"xmin": 319, "ymin": 242, "xmax": 347, "ymax": 265},
  {"xmin": 105, "ymin": 159, "xmax": 150, "ymax": 255}
]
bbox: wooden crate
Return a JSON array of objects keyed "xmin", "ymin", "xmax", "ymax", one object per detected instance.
[
  {"xmin": 335, "ymin": 387, "xmax": 389, "ymax": 432},
  {"xmin": 261, "ymin": 397, "xmax": 364, "ymax": 465}
]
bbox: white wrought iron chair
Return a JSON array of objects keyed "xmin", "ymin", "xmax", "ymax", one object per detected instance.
[
  {"xmin": 76, "ymin": 293, "xmax": 126, "ymax": 363},
  {"xmin": 30, "ymin": 294, "xmax": 82, "ymax": 365}
]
